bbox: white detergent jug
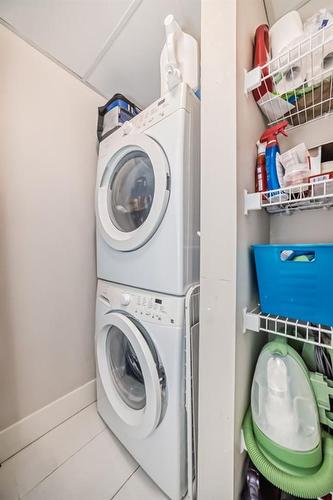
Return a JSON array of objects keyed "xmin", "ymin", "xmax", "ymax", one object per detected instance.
[{"xmin": 160, "ymin": 14, "xmax": 199, "ymax": 96}]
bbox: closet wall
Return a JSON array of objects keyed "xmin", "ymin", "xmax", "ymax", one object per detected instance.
[
  {"xmin": 234, "ymin": 0, "xmax": 269, "ymax": 497},
  {"xmin": 198, "ymin": 1, "xmax": 237, "ymax": 498},
  {"xmin": 0, "ymin": 25, "xmax": 103, "ymax": 440},
  {"xmin": 198, "ymin": 1, "xmax": 269, "ymax": 498}
]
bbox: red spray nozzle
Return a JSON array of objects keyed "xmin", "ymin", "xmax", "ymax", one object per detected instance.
[{"xmin": 260, "ymin": 120, "xmax": 289, "ymax": 144}]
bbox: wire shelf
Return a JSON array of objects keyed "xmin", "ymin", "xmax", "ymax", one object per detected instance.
[
  {"xmin": 244, "ymin": 177, "xmax": 333, "ymax": 214},
  {"xmin": 245, "ymin": 23, "xmax": 333, "ymax": 129},
  {"xmin": 244, "ymin": 307, "xmax": 333, "ymax": 350}
]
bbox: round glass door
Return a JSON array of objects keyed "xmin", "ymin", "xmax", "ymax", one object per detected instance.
[
  {"xmin": 96, "ymin": 134, "xmax": 170, "ymax": 252},
  {"xmin": 108, "ymin": 151, "xmax": 155, "ymax": 233},
  {"xmin": 107, "ymin": 325, "xmax": 146, "ymax": 410},
  {"xmin": 97, "ymin": 312, "xmax": 164, "ymax": 438}
]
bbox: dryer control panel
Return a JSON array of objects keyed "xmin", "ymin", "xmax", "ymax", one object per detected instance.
[
  {"xmin": 99, "ymin": 83, "xmax": 194, "ymax": 152},
  {"xmin": 132, "ymin": 96, "xmax": 172, "ymax": 131},
  {"xmin": 97, "ymin": 280, "xmax": 185, "ymax": 327}
]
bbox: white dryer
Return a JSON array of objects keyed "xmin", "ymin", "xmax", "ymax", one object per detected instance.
[
  {"xmin": 95, "ymin": 280, "xmax": 188, "ymax": 500},
  {"xmin": 95, "ymin": 83, "xmax": 200, "ymax": 296}
]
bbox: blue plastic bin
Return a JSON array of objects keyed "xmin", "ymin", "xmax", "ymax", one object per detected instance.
[{"xmin": 253, "ymin": 244, "xmax": 333, "ymax": 326}]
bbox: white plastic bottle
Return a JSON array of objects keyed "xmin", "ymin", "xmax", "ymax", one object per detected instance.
[{"xmin": 160, "ymin": 15, "xmax": 199, "ymax": 96}]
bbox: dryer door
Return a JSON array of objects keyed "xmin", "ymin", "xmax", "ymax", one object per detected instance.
[
  {"xmin": 97, "ymin": 312, "xmax": 165, "ymax": 438},
  {"xmin": 96, "ymin": 134, "xmax": 170, "ymax": 252}
]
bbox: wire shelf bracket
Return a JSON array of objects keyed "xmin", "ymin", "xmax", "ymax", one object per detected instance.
[
  {"xmin": 244, "ymin": 307, "xmax": 333, "ymax": 350},
  {"xmin": 244, "ymin": 66, "xmax": 261, "ymax": 95}
]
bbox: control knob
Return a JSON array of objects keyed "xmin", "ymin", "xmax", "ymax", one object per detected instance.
[
  {"xmin": 122, "ymin": 121, "xmax": 133, "ymax": 135},
  {"xmin": 120, "ymin": 293, "xmax": 131, "ymax": 306}
]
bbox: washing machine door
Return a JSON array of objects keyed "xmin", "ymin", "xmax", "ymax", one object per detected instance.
[
  {"xmin": 96, "ymin": 134, "xmax": 170, "ymax": 252},
  {"xmin": 97, "ymin": 312, "xmax": 165, "ymax": 438}
]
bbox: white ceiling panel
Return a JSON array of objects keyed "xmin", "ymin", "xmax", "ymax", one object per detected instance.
[
  {"xmin": 87, "ymin": 0, "xmax": 201, "ymax": 108},
  {"xmin": 0, "ymin": 0, "xmax": 133, "ymax": 77}
]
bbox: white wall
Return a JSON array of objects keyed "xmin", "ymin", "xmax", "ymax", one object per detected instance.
[
  {"xmin": 234, "ymin": 1, "xmax": 269, "ymax": 497},
  {"xmin": 198, "ymin": 1, "xmax": 269, "ymax": 497},
  {"xmin": 0, "ymin": 24, "xmax": 104, "ymax": 432},
  {"xmin": 197, "ymin": 1, "xmax": 237, "ymax": 498}
]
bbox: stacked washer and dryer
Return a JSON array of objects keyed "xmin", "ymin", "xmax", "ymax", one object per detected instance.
[{"xmin": 94, "ymin": 82, "xmax": 200, "ymax": 500}]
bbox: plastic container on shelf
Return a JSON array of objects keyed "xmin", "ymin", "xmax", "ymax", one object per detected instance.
[
  {"xmin": 253, "ymin": 244, "xmax": 333, "ymax": 326},
  {"xmin": 97, "ymin": 93, "xmax": 141, "ymax": 142},
  {"xmin": 160, "ymin": 15, "xmax": 199, "ymax": 96}
]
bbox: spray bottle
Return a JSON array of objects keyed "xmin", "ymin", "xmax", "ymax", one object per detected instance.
[
  {"xmin": 260, "ymin": 120, "xmax": 288, "ymax": 192},
  {"xmin": 255, "ymin": 141, "xmax": 267, "ymax": 193}
]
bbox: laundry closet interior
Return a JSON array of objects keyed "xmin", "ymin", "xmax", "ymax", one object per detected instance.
[{"xmin": 1, "ymin": 0, "xmax": 333, "ymax": 499}]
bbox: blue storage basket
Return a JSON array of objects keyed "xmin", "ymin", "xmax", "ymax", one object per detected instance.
[{"xmin": 253, "ymin": 244, "xmax": 333, "ymax": 326}]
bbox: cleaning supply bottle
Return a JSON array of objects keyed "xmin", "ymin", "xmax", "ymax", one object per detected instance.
[
  {"xmin": 160, "ymin": 15, "xmax": 199, "ymax": 96},
  {"xmin": 260, "ymin": 120, "xmax": 288, "ymax": 193},
  {"xmin": 252, "ymin": 24, "xmax": 272, "ymax": 103},
  {"xmin": 255, "ymin": 141, "xmax": 267, "ymax": 193}
]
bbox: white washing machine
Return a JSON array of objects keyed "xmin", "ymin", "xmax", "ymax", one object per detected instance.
[
  {"xmin": 95, "ymin": 280, "xmax": 188, "ymax": 500},
  {"xmin": 95, "ymin": 83, "xmax": 200, "ymax": 296}
]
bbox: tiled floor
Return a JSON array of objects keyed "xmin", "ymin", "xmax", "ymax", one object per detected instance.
[{"xmin": 0, "ymin": 403, "xmax": 168, "ymax": 500}]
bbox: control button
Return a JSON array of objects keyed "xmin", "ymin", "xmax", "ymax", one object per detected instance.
[
  {"xmin": 120, "ymin": 293, "xmax": 131, "ymax": 306},
  {"xmin": 122, "ymin": 121, "xmax": 133, "ymax": 135},
  {"xmin": 145, "ymin": 311, "xmax": 151, "ymax": 317}
]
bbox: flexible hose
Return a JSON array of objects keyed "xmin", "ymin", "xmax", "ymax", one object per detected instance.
[{"xmin": 243, "ymin": 407, "xmax": 333, "ymax": 498}]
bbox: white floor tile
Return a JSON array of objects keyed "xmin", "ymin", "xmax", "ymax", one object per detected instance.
[
  {"xmin": 113, "ymin": 468, "xmax": 169, "ymax": 500},
  {"xmin": 22, "ymin": 428, "xmax": 137, "ymax": 500},
  {"xmin": 0, "ymin": 403, "xmax": 105, "ymax": 500}
]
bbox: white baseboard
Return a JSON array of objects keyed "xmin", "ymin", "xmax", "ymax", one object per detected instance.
[{"xmin": 0, "ymin": 379, "xmax": 96, "ymax": 463}]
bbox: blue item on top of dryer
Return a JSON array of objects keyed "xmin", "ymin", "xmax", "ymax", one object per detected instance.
[{"xmin": 97, "ymin": 93, "xmax": 141, "ymax": 142}]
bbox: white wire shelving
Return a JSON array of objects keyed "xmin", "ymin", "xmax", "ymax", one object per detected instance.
[
  {"xmin": 244, "ymin": 307, "xmax": 333, "ymax": 350},
  {"xmin": 185, "ymin": 285, "xmax": 200, "ymax": 500},
  {"xmin": 244, "ymin": 177, "xmax": 333, "ymax": 214},
  {"xmin": 245, "ymin": 22, "xmax": 333, "ymax": 129}
]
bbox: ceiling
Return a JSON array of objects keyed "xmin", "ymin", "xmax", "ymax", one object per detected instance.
[
  {"xmin": 0, "ymin": 0, "xmax": 201, "ymax": 109},
  {"xmin": 264, "ymin": 0, "xmax": 333, "ymax": 24}
]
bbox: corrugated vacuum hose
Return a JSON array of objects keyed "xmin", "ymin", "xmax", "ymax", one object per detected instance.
[{"xmin": 243, "ymin": 407, "xmax": 333, "ymax": 499}]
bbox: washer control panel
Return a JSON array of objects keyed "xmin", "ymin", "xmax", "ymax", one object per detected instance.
[
  {"xmin": 133, "ymin": 96, "xmax": 171, "ymax": 131},
  {"xmin": 98, "ymin": 281, "xmax": 184, "ymax": 327}
]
